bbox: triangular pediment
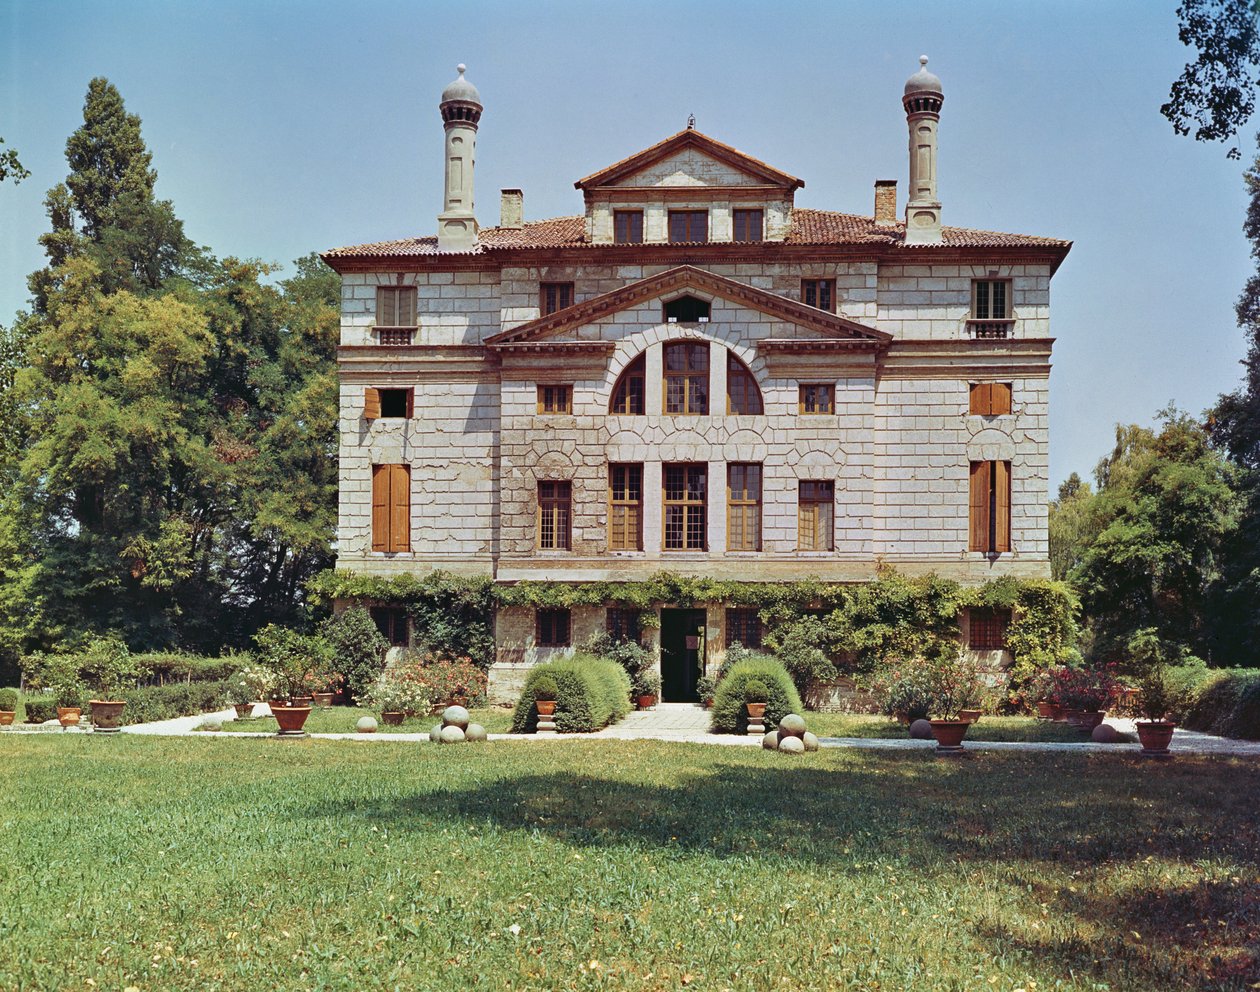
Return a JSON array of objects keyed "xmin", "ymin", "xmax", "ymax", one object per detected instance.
[
  {"xmin": 485, "ymin": 266, "xmax": 890, "ymax": 347},
  {"xmin": 575, "ymin": 129, "xmax": 804, "ymax": 191}
]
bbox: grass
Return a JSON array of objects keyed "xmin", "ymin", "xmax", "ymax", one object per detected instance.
[
  {"xmin": 3, "ymin": 737, "xmax": 1257, "ymax": 991},
  {"xmin": 207, "ymin": 705, "xmax": 513, "ymax": 735},
  {"xmin": 805, "ymin": 713, "xmax": 1092, "ymax": 743}
]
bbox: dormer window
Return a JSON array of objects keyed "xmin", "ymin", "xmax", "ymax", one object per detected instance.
[
  {"xmin": 732, "ymin": 209, "xmax": 763, "ymax": 242},
  {"xmin": 663, "ymin": 295, "xmax": 710, "ymax": 323},
  {"xmin": 614, "ymin": 210, "xmax": 644, "ymax": 244},
  {"xmin": 668, "ymin": 210, "xmax": 708, "ymax": 243}
]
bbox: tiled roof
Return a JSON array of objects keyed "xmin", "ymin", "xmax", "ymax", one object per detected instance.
[{"xmin": 321, "ymin": 210, "xmax": 1070, "ymax": 259}]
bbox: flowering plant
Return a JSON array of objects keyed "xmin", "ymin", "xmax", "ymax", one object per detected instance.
[
  {"xmin": 362, "ymin": 666, "xmax": 431, "ymax": 714},
  {"xmin": 866, "ymin": 654, "xmax": 984, "ymax": 720},
  {"xmin": 230, "ymin": 665, "xmax": 276, "ymax": 704},
  {"xmin": 252, "ymin": 625, "xmax": 335, "ymax": 700},
  {"xmin": 1049, "ymin": 664, "xmax": 1119, "ymax": 711}
]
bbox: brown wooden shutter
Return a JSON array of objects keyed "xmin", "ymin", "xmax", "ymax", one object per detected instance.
[
  {"xmin": 364, "ymin": 387, "xmax": 381, "ymax": 420},
  {"xmin": 371, "ymin": 465, "xmax": 389, "ymax": 551},
  {"xmin": 388, "ymin": 464, "xmax": 410, "ymax": 552},
  {"xmin": 398, "ymin": 288, "xmax": 415, "ymax": 327},
  {"xmin": 994, "ymin": 460, "xmax": 1011, "ymax": 552},
  {"xmin": 404, "ymin": 387, "xmax": 415, "ymax": 419},
  {"xmin": 969, "ymin": 461, "xmax": 990, "ymax": 551},
  {"xmin": 376, "ymin": 288, "xmax": 391, "ymax": 327},
  {"xmin": 991, "ymin": 383, "xmax": 1012, "ymax": 415}
]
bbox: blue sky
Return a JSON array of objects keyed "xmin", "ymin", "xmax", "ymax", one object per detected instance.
[{"xmin": 0, "ymin": 0, "xmax": 1252, "ymax": 491}]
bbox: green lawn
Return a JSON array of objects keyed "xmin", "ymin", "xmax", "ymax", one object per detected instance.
[
  {"xmin": 3, "ymin": 738, "xmax": 1257, "ymax": 991},
  {"xmin": 209, "ymin": 705, "xmax": 514, "ymax": 735},
  {"xmin": 805, "ymin": 712, "xmax": 1093, "ymax": 743}
]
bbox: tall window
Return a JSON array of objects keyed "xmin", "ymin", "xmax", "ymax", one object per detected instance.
[
  {"xmin": 614, "ymin": 210, "xmax": 644, "ymax": 244},
  {"xmin": 732, "ymin": 209, "xmax": 763, "ymax": 242},
  {"xmin": 371, "ymin": 464, "xmax": 410, "ymax": 553},
  {"xmin": 726, "ymin": 352, "xmax": 763, "ymax": 414},
  {"xmin": 606, "ymin": 608, "xmax": 641, "ymax": 643},
  {"xmin": 376, "ymin": 286, "xmax": 417, "ymax": 328},
  {"xmin": 802, "ymin": 279, "xmax": 835, "ymax": 312},
  {"xmin": 969, "ymin": 382, "xmax": 1012, "ymax": 416},
  {"xmin": 663, "ymin": 463, "xmax": 707, "ymax": 551},
  {"xmin": 540, "ymin": 282, "xmax": 574, "ymax": 315},
  {"xmin": 969, "ymin": 461, "xmax": 1011, "ymax": 553},
  {"xmin": 972, "ymin": 280, "xmax": 1010, "ymax": 319},
  {"xmin": 610, "ymin": 354, "xmax": 646, "ymax": 414},
  {"xmin": 537, "ymin": 384, "xmax": 572, "ymax": 414},
  {"xmin": 370, "ymin": 606, "xmax": 409, "ymax": 647},
  {"xmin": 798, "ymin": 480, "xmax": 834, "ymax": 551},
  {"xmin": 538, "ymin": 481, "xmax": 572, "ymax": 551},
  {"xmin": 726, "ymin": 608, "xmax": 762, "ymax": 649},
  {"xmin": 799, "ymin": 383, "xmax": 834, "ymax": 414},
  {"xmin": 608, "ymin": 464, "xmax": 643, "ymax": 551},
  {"xmin": 664, "ymin": 342, "xmax": 709, "ymax": 414},
  {"xmin": 668, "ymin": 210, "xmax": 708, "ymax": 243},
  {"xmin": 727, "ymin": 463, "xmax": 762, "ymax": 551},
  {"xmin": 536, "ymin": 608, "xmax": 571, "ymax": 647}
]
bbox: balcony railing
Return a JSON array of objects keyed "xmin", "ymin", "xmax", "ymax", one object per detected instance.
[
  {"xmin": 375, "ymin": 326, "xmax": 416, "ymax": 346},
  {"xmin": 966, "ymin": 319, "xmax": 1015, "ymax": 340}
]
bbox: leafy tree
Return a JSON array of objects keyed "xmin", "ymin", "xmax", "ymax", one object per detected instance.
[
  {"xmin": 1048, "ymin": 472, "xmax": 1102, "ymax": 581},
  {"xmin": 0, "ymin": 137, "xmax": 30, "ymax": 184}
]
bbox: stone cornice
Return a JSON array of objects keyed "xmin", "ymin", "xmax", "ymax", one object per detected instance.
[
  {"xmin": 878, "ymin": 338, "xmax": 1055, "ymax": 378},
  {"xmin": 336, "ymin": 344, "xmax": 497, "ymax": 383}
]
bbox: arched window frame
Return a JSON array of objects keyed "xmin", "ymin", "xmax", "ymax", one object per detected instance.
[
  {"xmin": 609, "ymin": 353, "xmax": 646, "ymax": 415},
  {"xmin": 726, "ymin": 350, "xmax": 763, "ymax": 415}
]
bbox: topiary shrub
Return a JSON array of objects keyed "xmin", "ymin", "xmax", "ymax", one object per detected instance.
[
  {"xmin": 1183, "ymin": 670, "xmax": 1260, "ymax": 740},
  {"xmin": 711, "ymin": 659, "xmax": 803, "ymax": 734},
  {"xmin": 531, "ymin": 674, "xmax": 558, "ymax": 701},
  {"xmin": 22, "ymin": 696, "xmax": 55, "ymax": 723},
  {"xmin": 744, "ymin": 679, "xmax": 769, "ymax": 703},
  {"xmin": 120, "ymin": 681, "xmax": 233, "ymax": 725},
  {"xmin": 319, "ymin": 606, "xmax": 389, "ymax": 703},
  {"xmin": 511, "ymin": 654, "xmax": 631, "ymax": 733},
  {"xmin": 0, "ymin": 687, "xmax": 17, "ymax": 711}
]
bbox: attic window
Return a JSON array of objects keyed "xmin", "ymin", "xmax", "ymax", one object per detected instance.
[{"xmin": 663, "ymin": 296, "xmax": 711, "ymax": 323}]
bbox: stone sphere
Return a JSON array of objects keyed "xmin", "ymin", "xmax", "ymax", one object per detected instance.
[
  {"xmin": 429, "ymin": 723, "xmax": 444, "ymax": 742},
  {"xmin": 802, "ymin": 731, "xmax": 820, "ymax": 752},
  {"xmin": 1091, "ymin": 723, "xmax": 1123, "ymax": 744},
  {"xmin": 465, "ymin": 723, "xmax": 488, "ymax": 742},
  {"xmin": 356, "ymin": 716, "xmax": 378, "ymax": 734},
  {"xmin": 440, "ymin": 724, "xmax": 466, "ymax": 744},
  {"xmin": 762, "ymin": 730, "xmax": 779, "ymax": 750},
  {"xmin": 778, "ymin": 713, "xmax": 807, "ymax": 738},
  {"xmin": 779, "ymin": 736, "xmax": 806, "ymax": 754},
  {"xmin": 442, "ymin": 705, "xmax": 470, "ymax": 730},
  {"xmin": 909, "ymin": 719, "xmax": 934, "ymax": 740}
]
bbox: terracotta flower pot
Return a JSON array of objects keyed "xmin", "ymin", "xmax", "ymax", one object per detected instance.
[
  {"xmin": 381, "ymin": 711, "xmax": 405, "ymax": 726},
  {"xmin": 1076, "ymin": 710, "xmax": 1105, "ymax": 732},
  {"xmin": 1036, "ymin": 701, "xmax": 1055, "ymax": 719},
  {"xmin": 235, "ymin": 702, "xmax": 257, "ymax": 719},
  {"xmin": 272, "ymin": 705, "xmax": 312, "ymax": 737},
  {"xmin": 1136, "ymin": 720, "xmax": 1176, "ymax": 758},
  {"xmin": 636, "ymin": 694, "xmax": 657, "ymax": 710},
  {"xmin": 536, "ymin": 700, "xmax": 557, "ymax": 717},
  {"xmin": 312, "ymin": 692, "xmax": 334, "ymax": 708},
  {"xmin": 291, "ymin": 695, "xmax": 314, "ymax": 709},
  {"xmin": 1049, "ymin": 703, "xmax": 1066, "ymax": 721},
  {"xmin": 57, "ymin": 706, "xmax": 82, "ymax": 727},
  {"xmin": 958, "ymin": 708, "xmax": 982, "ymax": 724},
  {"xmin": 746, "ymin": 702, "xmax": 767, "ymax": 720},
  {"xmin": 0, "ymin": 711, "xmax": 14, "ymax": 726},
  {"xmin": 89, "ymin": 699, "xmax": 126, "ymax": 733},
  {"xmin": 928, "ymin": 719, "xmax": 971, "ymax": 753}
]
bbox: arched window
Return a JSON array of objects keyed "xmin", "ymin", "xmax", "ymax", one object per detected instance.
[
  {"xmin": 726, "ymin": 351, "xmax": 762, "ymax": 415},
  {"xmin": 610, "ymin": 354, "xmax": 646, "ymax": 414}
]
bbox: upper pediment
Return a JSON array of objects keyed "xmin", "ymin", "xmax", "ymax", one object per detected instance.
[
  {"xmin": 575, "ymin": 129, "xmax": 804, "ymax": 192},
  {"xmin": 485, "ymin": 265, "xmax": 889, "ymax": 348}
]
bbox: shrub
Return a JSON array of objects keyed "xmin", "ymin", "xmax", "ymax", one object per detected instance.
[
  {"xmin": 253, "ymin": 625, "xmax": 335, "ymax": 699},
  {"xmin": 21, "ymin": 653, "xmax": 85, "ymax": 707},
  {"xmin": 865, "ymin": 655, "xmax": 983, "ymax": 721},
  {"xmin": 411, "ymin": 653, "xmax": 487, "ymax": 705},
  {"xmin": 229, "ymin": 664, "xmax": 276, "ymax": 704},
  {"xmin": 22, "ymin": 696, "xmax": 56, "ymax": 723},
  {"xmin": 511, "ymin": 655, "xmax": 631, "ymax": 733},
  {"xmin": 1048, "ymin": 664, "xmax": 1120, "ymax": 711},
  {"xmin": 744, "ymin": 679, "xmax": 769, "ymax": 703},
  {"xmin": 361, "ymin": 667, "xmax": 430, "ymax": 714},
  {"xmin": 696, "ymin": 673, "xmax": 717, "ymax": 703},
  {"xmin": 1182, "ymin": 670, "xmax": 1260, "ymax": 740},
  {"xmin": 320, "ymin": 606, "xmax": 389, "ymax": 703},
  {"xmin": 121, "ymin": 682, "xmax": 232, "ymax": 725},
  {"xmin": 710, "ymin": 659, "xmax": 803, "ymax": 734},
  {"xmin": 0, "ymin": 687, "xmax": 17, "ymax": 711},
  {"xmin": 131, "ymin": 653, "xmax": 242, "ymax": 684},
  {"xmin": 632, "ymin": 669, "xmax": 661, "ymax": 697},
  {"xmin": 531, "ymin": 675, "xmax": 558, "ymax": 701},
  {"xmin": 1136, "ymin": 665, "xmax": 1175, "ymax": 721},
  {"xmin": 80, "ymin": 635, "xmax": 140, "ymax": 700}
]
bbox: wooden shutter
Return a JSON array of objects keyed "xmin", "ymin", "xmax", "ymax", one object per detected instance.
[
  {"xmin": 969, "ymin": 383, "xmax": 988, "ymax": 415},
  {"xmin": 404, "ymin": 387, "xmax": 415, "ymax": 419},
  {"xmin": 969, "ymin": 461, "xmax": 990, "ymax": 551},
  {"xmin": 990, "ymin": 383, "xmax": 1012, "ymax": 415},
  {"xmin": 994, "ymin": 460, "xmax": 1011, "ymax": 552},
  {"xmin": 371, "ymin": 465, "xmax": 389, "ymax": 551},
  {"xmin": 388, "ymin": 464, "xmax": 410, "ymax": 553},
  {"xmin": 398, "ymin": 288, "xmax": 415, "ymax": 328},
  {"xmin": 376, "ymin": 288, "xmax": 393, "ymax": 327},
  {"xmin": 364, "ymin": 387, "xmax": 381, "ymax": 420}
]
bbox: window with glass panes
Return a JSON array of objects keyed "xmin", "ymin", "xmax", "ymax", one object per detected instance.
[
  {"xmin": 725, "ymin": 608, "xmax": 762, "ymax": 649},
  {"xmin": 668, "ymin": 210, "xmax": 708, "ymax": 243},
  {"xmin": 801, "ymin": 279, "xmax": 835, "ymax": 312},
  {"xmin": 610, "ymin": 354, "xmax": 646, "ymax": 414},
  {"xmin": 537, "ymin": 384, "xmax": 572, "ymax": 414},
  {"xmin": 663, "ymin": 342, "xmax": 709, "ymax": 414},
  {"xmin": 376, "ymin": 286, "xmax": 417, "ymax": 327},
  {"xmin": 536, "ymin": 608, "xmax": 571, "ymax": 647},
  {"xmin": 537, "ymin": 481, "xmax": 571, "ymax": 550},
  {"xmin": 726, "ymin": 352, "xmax": 763, "ymax": 414},
  {"xmin": 798, "ymin": 480, "xmax": 834, "ymax": 551},
  {"xmin": 972, "ymin": 280, "xmax": 1010, "ymax": 319},
  {"xmin": 732, "ymin": 209, "xmax": 763, "ymax": 242},
  {"xmin": 608, "ymin": 464, "xmax": 643, "ymax": 551},
  {"xmin": 799, "ymin": 383, "xmax": 834, "ymax": 414},
  {"xmin": 540, "ymin": 282, "xmax": 574, "ymax": 315},
  {"xmin": 726, "ymin": 464, "xmax": 762, "ymax": 551},
  {"xmin": 663, "ymin": 463, "xmax": 707, "ymax": 551},
  {"xmin": 606, "ymin": 608, "xmax": 641, "ymax": 643},
  {"xmin": 614, "ymin": 210, "xmax": 644, "ymax": 244},
  {"xmin": 370, "ymin": 606, "xmax": 409, "ymax": 647},
  {"xmin": 968, "ymin": 609, "xmax": 1009, "ymax": 650}
]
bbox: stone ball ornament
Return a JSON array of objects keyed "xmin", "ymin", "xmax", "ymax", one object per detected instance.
[
  {"xmin": 909, "ymin": 719, "xmax": 934, "ymax": 740},
  {"xmin": 762, "ymin": 730, "xmax": 779, "ymax": 750},
  {"xmin": 356, "ymin": 716, "xmax": 378, "ymax": 734},
  {"xmin": 778, "ymin": 713, "xmax": 807, "ymax": 738},
  {"xmin": 802, "ymin": 731, "xmax": 820, "ymax": 752},
  {"xmin": 763, "ymin": 714, "xmax": 819, "ymax": 754},
  {"xmin": 430, "ymin": 723, "xmax": 444, "ymax": 742},
  {"xmin": 1091, "ymin": 723, "xmax": 1123, "ymax": 744},
  {"xmin": 440, "ymin": 724, "xmax": 466, "ymax": 744},
  {"xmin": 442, "ymin": 705, "xmax": 470, "ymax": 730},
  {"xmin": 778, "ymin": 736, "xmax": 806, "ymax": 754},
  {"xmin": 465, "ymin": 723, "xmax": 488, "ymax": 742}
]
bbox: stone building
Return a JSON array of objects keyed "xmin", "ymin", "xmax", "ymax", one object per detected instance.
[{"xmin": 321, "ymin": 59, "xmax": 1072, "ymax": 703}]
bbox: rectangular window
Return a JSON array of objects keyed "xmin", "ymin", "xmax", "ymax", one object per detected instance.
[
  {"xmin": 972, "ymin": 280, "xmax": 1010, "ymax": 320},
  {"xmin": 364, "ymin": 387, "xmax": 412, "ymax": 420},
  {"xmin": 663, "ymin": 463, "xmax": 707, "ymax": 551},
  {"xmin": 725, "ymin": 608, "xmax": 762, "ymax": 650},
  {"xmin": 369, "ymin": 606, "xmax": 409, "ymax": 648},
  {"xmin": 668, "ymin": 210, "xmax": 708, "ymax": 243},
  {"xmin": 969, "ymin": 460, "xmax": 1012, "ymax": 553},
  {"xmin": 540, "ymin": 282, "xmax": 574, "ymax": 315},
  {"xmin": 537, "ymin": 384, "xmax": 573, "ymax": 414},
  {"xmin": 727, "ymin": 463, "xmax": 762, "ymax": 551},
  {"xmin": 376, "ymin": 286, "xmax": 417, "ymax": 328},
  {"xmin": 799, "ymin": 383, "xmax": 835, "ymax": 414},
  {"xmin": 969, "ymin": 382, "xmax": 1012, "ymax": 416},
  {"xmin": 732, "ymin": 208, "xmax": 764, "ymax": 242},
  {"xmin": 798, "ymin": 480, "xmax": 834, "ymax": 551},
  {"xmin": 538, "ymin": 480, "xmax": 572, "ymax": 551},
  {"xmin": 614, "ymin": 210, "xmax": 644, "ymax": 244},
  {"xmin": 663, "ymin": 341, "xmax": 709, "ymax": 414},
  {"xmin": 608, "ymin": 463, "xmax": 643, "ymax": 551},
  {"xmin": 536, "ymin": 608, "xmax": 571, "ymax": 647},
  {"xmin": 371, "ymin": 464, "xmax": 410, "ymax": 553},
  {"xmin": 802, "ymin": 279, "xmax": 835, "ymax": 313},
  {"xmin": 606, "ymin": 608, "xmax": 641, "ymax": 644},
  {"xmin": 968, "ymin": 609, "xmax": 1009, "ymax": 651}
]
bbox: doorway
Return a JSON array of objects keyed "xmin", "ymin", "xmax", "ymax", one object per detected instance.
[{"xmin": 660, "ymin": 608, "xmax": 706, "ymax": 702}]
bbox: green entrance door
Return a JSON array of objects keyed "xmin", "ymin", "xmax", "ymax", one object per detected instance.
[{"xmin": 660, "ymin": 608, "xmax": 706, "ymax": 702}]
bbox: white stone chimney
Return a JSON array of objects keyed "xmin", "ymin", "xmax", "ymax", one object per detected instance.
[
  {"xmin": 902, "ymin": 55, "xmax": 944, "ymax": 245},
  {"xmin": 438, "ymin": 63, "xmax": 482, "ymax": 252},
  {"xmin": 500, "ymin": 188, "xmax": 523, "ymax": 229}
]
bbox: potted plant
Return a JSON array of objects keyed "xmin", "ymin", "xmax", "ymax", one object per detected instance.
[
  {"xmin": 362, "ymin": 670, "xmax": 422, "ymax": 725},
  {"xmin": 633, "ymin": 669, "xmax": 661, "ymax": 710},
  {"xmin": 743, "ymin": 679, "xmax": 769, "ymax": 720},
  {"xmin": 254, "ymin": 625, "xmax": 334, "ymax": 737},
  {"xmin": 1134, "ymin": 665, "xmax": 1177, "ymax": 759},
  {"xmin": 1055, "ymin": 665, "xmax": 1117, "ymax": 732},
  {"xmin": 532, "ymin": 674, "xmax": 558, "ymax": 718},
  {"xmin": 28, "ymin": 654, "xmax": 87, "ymax": 727},
  {"xmin": 83, "ymin": 636, "xmax": 140, "ymax": 734},
  {"xmin": 0, "ymin": 688, "xmax": 17, "ymax": 726},
  {"xmin": 230, "ymin": 664, "xmax": 274, "ymax": 718},
  {"xmin": 865, "ymin": 657, "xmax": 935, "ymax": 730},
  {"xmin": 696, "ymin": 673, "xmax": 717, "ymax": 709},
  {"xmin": 924, "ymin": 656, "xmax": 984, "ymax": 754}
]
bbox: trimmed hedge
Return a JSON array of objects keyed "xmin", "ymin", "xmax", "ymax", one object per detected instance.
[
  {"xmin": 23, "ymin": 695, "xmax": 55, "ymax": 723},
  {"xmin": 120, "ymin": 681, "xmax": 233, "ymax": 725},
  {"xmin": 711, "ymin": 657, "xmax": 803, "ymax": 734},
  {"xmin": 511, "ymin": 655, "xmax": 631, "ymax": 733},
  {"xmin": 1182, "ymin": 670, "xmax": 1260, "ymax": 740},
  {"xmin": 133, "ymin": 653, "xmax": 242, "ymax": 685}
]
